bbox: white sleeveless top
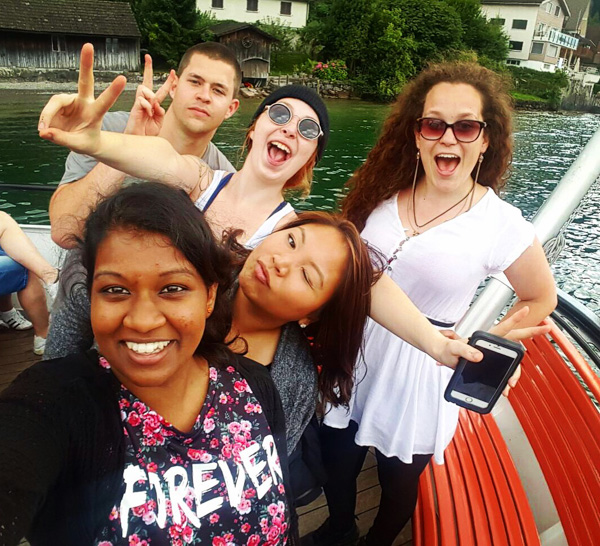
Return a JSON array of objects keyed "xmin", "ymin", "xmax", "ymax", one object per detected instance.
[
  {"xmin": 324, "ymin": 188, "xmax": 536, "ymax": 464},
  {"xmin": 195, "ymin": 170, "xmax": 294, "ymax": 249}
]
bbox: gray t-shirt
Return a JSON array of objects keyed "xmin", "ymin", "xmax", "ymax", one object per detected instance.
[
  {"xmin": 59, "ymin": 111, "xmax": 236, "ymax": 185},
  {"xmin": 45, "ymin": 112, "xmax": 236, "ymax": 360}
]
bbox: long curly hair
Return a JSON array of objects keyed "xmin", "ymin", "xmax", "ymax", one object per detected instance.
[{"xmin": 342, "ymin": 62, "xmax": 514, "ymax": 231}]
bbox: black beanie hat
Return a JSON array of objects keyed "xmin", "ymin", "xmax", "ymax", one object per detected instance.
[{"xmin": 250, "ymin": 85, "xmax": 329, "ymax": 163}]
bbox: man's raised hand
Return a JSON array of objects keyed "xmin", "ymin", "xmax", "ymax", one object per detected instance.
[
  {"xmin": 38, "ymin": 43, "xmax": 126, "ymax": 154},
  {"xmin": 125, "ymin": 54, "xmax": 176, "ymax": 136}
]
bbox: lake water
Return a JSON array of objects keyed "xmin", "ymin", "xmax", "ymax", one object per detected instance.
[{"xmin": 0, "ymin": 90, "xmax": 599, "ymax": 312}]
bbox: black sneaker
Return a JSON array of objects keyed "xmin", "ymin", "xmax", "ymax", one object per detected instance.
[{"xmin": 308, "ymin": 518, "xmax": 359, "ymax": 546}]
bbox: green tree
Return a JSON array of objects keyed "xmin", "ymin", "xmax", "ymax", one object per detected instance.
[
  {"xmin": 354, "ymin": 7, "xmax": 417, "ymax": 100},
  {"xmin": 387, "ymin": 0, "xmax": 463, "ymax": 69},
  {"xmin": 129, "ymin": 0, "xmax": 215, "ymax": 67},
  {"xmin": 300, "ymin": 0, "xmax": 333, "ymax": 57},
  {"xmin": 318, "ymin": 0, "xmax": 375, "ymax": 73},
  {"xmin": 444, "ymin": 0, "xmax": 508, "ymax": 62},
  {"xmin": 300, "ymin": 0, "xmax": 510, "ymax": 101}
]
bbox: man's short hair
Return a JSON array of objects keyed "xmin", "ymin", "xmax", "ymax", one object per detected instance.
[{"xmin": 178, "ymin": 42, "xmax": 242, "ymax": 98}]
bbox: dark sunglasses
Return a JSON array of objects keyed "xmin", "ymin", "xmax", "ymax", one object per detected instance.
[
  {"xmin": 416, "ymin": 117, "xmax": 487, "ymax": 143},
  {"xmin": 265, "ymin": 103, "xmax": 323, "ymax": 140}
]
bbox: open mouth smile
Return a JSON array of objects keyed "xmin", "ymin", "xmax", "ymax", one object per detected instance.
[
  {"xmin": 267, "ymin": 140, "xmax": 291, "ymax": 166},
  {"xmin": 125, "ymin": 340, "xmax": 173, "ymax": 355},
  {"xmin": 435, "ymin": 153, "xmax": 461, "ymax": 175}
]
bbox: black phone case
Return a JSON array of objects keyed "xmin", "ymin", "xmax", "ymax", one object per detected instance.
[{"xmin": 444, "ymin": 330, "xmax": 525, "ymax": 414}]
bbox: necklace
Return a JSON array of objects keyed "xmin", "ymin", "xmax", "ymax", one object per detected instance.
[{"xmin": 410, "ymin": 180, "xmax": 475, "ymax": 236}]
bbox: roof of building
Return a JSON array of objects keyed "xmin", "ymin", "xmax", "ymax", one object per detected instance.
[
  {"xmin": 563, "ymin": 0, "xmax": 591, "ymax": 32},
  {"xmin": 210, "ymin": 22, "xmax": 278, "ymax": 42},
  {"xmin": 0, "ymin": 0, "xmax": 141, "ymax": 37},
  {"xmin": 482, "ymin": 0, "xmax": 570, "ymax": 17}
]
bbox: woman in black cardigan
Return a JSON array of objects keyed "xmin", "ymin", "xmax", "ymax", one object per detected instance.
[{"xmin": 0, "ymin": 183, "xmax": 292, "ymax": 546}]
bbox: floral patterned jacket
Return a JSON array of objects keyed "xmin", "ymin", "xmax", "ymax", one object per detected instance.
[{"xmin": 0, "ymin": 350, "xmax": 291, "ymax": 546}]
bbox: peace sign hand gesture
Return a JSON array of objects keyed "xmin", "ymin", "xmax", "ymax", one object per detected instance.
[
  {"xmin": 125, "ymin": 54, "xmax": 176, "ymax": 136},
  {"xmin": 38, "ymin": 43, "xmax": 126, "ymax": 155}
]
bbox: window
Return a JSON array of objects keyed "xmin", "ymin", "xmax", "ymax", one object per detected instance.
[
  {"xmin": 544, "ymin": 63, "xmax": 551, "ymax": 69},
  {"xmin": 509, "ymin": 41, "xmax": 523, "ymax": 51},
  {"xmin": 554, "ymin": 5, "xmax": 560, "ymax": 16},
  {"xmin": 545, "ymin": 2, "xmax": 553, "ymax": 13},
  {"xmin": 512, "ymin": 19, "xmax": 527, "ymax": 30},
  {"xmin": 106, "ymin": 38, "xmax": 119, "ymax": 54},
  {"xmin": 51, "ymin": 34, "xmax": 66, "ymax": 52},
  {"xmin": 491, "ymin": 17, "xmax": 505, "ymax": 26},
  {"xmin": 548, "ymin": 45, "xmax": 559, "ymax": 57},
  {"xmin": 212, "ymin": 0, "xmax": 223, "ymax": 8},
  {"xmin": 247, "ymin": 0, "xmax": 258, "ymax": 11},
  {"xmin": 531, "ymin": 42, "xmax": 544, "ymax": 54},
  {"xmin": 506, "ymin": 59, "xmax": 521, "ymax": 66},
  {"xmin": 280, "ymin": 1, "xmax": 291, "ymax": 15}
]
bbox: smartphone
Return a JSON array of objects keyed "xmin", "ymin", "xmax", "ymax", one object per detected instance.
[{"xmin": 444, "ymin": 331, "xmax": 525, "ymax": 414}]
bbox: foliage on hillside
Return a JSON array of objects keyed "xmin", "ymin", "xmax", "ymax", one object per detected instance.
[
  {"xmin": 301, "ymin": 0, "xmax": 509, "ymax": 101},
  {"xmin": 508, "ymin": 66, "xmax": 569, "ymax": 109},
  {"xmin": 123, "ymin": 0, "xmax": 216, "ymax": 68}
]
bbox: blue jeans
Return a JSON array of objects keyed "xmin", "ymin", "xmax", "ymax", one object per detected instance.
[{"xmin": 0, "ymin": 246, "xmax": 28, "ymax": 296}]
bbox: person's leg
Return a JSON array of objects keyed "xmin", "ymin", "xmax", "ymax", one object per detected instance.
[
  {"xmin": 0, "ymin": 257, "xmax": 32, "ymax": 330},
  {"xmin": 363, "ymin": 451, "xmax": 432, "ymax": 546},
  {"xmin": 0, "ymin": 211, "xmax": 58, "ymax": 285},
  {"xmin": 17, "ymin": 274, "xmax": 49, "ymax": 342},
  {"xmin": 312, "ymin": 421, "xmax": 368, "ymax": 544},
  {"xmin": 0, "ymin": 294, "xmax": 12, "ymax": 312}
]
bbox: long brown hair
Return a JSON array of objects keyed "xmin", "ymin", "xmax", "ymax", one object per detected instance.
[
  {"xmin": 342, "ymin": 62, "xmax": 514, "ymax": 231},
  {"xmin": 278, "ymin": 212, "xmax": 383, "ymax": 407}
]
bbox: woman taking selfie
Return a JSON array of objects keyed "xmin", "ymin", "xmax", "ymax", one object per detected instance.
[
  {"xmin": 0, "ymin": 184, "xmax": 291, "ymax": 545},
  {"xmin": 39, "ymin": 45, "xmax": 483, "ymax": 382},
  {"xmin": 312, "ymin": 63, "xmax": 557, "ymax": 546}
]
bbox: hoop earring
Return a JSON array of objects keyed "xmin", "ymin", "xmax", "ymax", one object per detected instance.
[
  {"xmin": 412, "ymin": 151, "xmax": 420, "ymax": 192},
  {"xmin": 474, "ymin": 153, "xmax": 484, "ymax": 185}
]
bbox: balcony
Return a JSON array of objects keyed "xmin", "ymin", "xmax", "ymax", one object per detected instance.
[{"xmin": 534, "ymin": 28, "xmax": 579, "ymax": 50}]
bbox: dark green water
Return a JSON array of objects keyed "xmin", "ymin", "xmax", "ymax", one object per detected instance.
[{"xmin": 0, "ymin": 90, "xmax": 599, "ymax": 311}]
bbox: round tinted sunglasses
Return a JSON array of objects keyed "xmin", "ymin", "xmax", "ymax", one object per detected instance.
[
  {"xmin": 265, "ymin": 103, "xmax": 323, "ymax": 140},
  {"xmin": 416, "ymin": 117, "xmax": 487, "ymax": 143}
]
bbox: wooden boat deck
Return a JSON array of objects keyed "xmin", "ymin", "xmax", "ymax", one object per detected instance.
[
  {"xmin": 0, "ymin": 327, "xmax": 411, "ymax": 545},
  {"xmin": 0, "ymin": 327, "xmax": 41, "ymax": 393}
]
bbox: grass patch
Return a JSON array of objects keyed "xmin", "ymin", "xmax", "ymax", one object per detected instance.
[
  {"xmin": 511, "ymin": 92, "xmax": 547, "ymax": 103},
  {"xmin": 270, "ymin": 51, "xmax": 310, "ymax": 75}
]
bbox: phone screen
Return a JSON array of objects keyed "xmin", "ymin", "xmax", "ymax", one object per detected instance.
[{"xmin": 452, "ymin": 343, "xmax": 517, "ymax": 404}]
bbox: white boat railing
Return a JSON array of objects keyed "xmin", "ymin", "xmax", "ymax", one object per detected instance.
[{"xmin": 457, "ymin": 125, "xmax": 600, "ymax": 337}]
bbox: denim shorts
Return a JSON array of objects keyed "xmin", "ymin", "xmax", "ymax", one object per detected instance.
[{"xmin": 0, "ymin": 246, "xmax": 28, "ymax": 296}]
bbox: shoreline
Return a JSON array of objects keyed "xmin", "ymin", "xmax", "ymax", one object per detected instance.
[
  {"xmin": 0, "ymin": 81, "xmax": 141, "ymax": 92},
  {"xmin": 1, "ymin": 81, "xmax": 596, "ymax": 114}
]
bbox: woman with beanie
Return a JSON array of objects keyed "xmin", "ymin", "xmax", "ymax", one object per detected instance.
[{"xmin": 39, "ymin": 45, "xmax": 329, "ymax": 248}]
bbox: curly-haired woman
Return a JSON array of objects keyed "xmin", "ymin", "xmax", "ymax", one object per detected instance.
[{"xmin": 315, "ymin": 63, "xmax": 557, "ymax": 546}]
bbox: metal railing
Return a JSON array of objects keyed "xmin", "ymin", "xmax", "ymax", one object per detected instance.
[
  {"xmin": 551, "ymin": 289, "xmax": 600, "ymax": 368},
  {"xmin": 457, "ymin": 125, "xmax": 600, "ymax": 336}
]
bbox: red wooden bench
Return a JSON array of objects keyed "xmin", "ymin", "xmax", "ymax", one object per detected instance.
[{"xmin": 413, "ymin": 319, "xmax": 600, "ymax": 545}]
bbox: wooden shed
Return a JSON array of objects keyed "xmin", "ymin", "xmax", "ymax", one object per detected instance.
[
  {"xmin": 210, "ymin": 22, "xmax": 278, "ymax": 87},
  {"xmin": 0, "ymin": 0, "xmax": 141, "ymax": 71}
]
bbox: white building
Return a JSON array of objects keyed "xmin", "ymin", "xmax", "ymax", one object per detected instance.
[
  {"xmin": 481, "ymin": 0, "xmax": 578, "ymax": 72},
  {"xmin": 197, "ymin": 0, "xmax": 309, "ymax": 29}
]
